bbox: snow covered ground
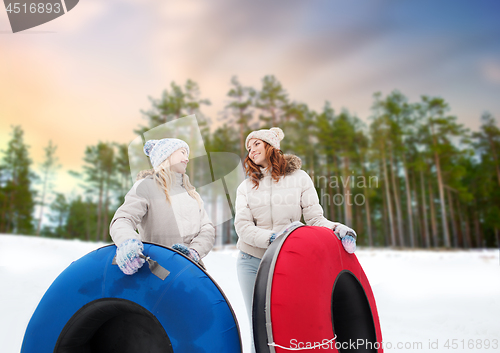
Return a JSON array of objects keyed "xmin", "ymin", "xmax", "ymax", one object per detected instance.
[{"xmin": 1, "ymin": 234, "xmax": 499, "ymax": 352}]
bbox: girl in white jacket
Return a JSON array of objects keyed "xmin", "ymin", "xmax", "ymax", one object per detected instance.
[
  {"xmin": 234, "ymin": 127, "xmax": 356, "ymax": 352},
  {"xmin": 110, "ymin": 138, "xmax": 215, "ymax": 275}
]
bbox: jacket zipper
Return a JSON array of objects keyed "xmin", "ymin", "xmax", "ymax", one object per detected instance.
[{"xmin": 269, "ymin": 174, "xmax": 273, "ymax": 230}]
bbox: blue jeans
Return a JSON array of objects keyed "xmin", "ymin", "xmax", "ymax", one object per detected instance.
[{"xmin": 236, "ymin": 251, "xmax": 261, "ymax": 353}]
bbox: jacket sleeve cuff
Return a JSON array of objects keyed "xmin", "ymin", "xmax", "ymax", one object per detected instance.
[
  {"xmin": 255, "ymin": 229, "xmax": 275, "ymax": 249},
  {"xmin": 189, "ymin": 244, "xmax": 205, "ymax": 259},
  {"xmin": 110, "ymin": 218, "xmax": 141, "ymax": 247}
]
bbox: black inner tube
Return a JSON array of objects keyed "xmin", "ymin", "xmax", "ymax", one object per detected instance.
[
  {"xmin": 54, "ymin": 298, "xmax": 173, "ymax": 353},
  {"xmin": 332, "ymin": 271, "xmax": 377, "ymax": 353}
]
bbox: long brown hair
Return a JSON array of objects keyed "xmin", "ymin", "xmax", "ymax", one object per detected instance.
[{"xmin": 244, "ymin": 141, "xmax": 288, "ymax": 189}]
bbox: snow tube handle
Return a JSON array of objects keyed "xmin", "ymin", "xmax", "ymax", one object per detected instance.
[{"xmin": 112, "ymin": 254, "xmax": 170, "ymax": 280}]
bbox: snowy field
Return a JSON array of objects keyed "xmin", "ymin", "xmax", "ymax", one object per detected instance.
[{"xmin": 1, "ymin": 234, "xmax": 499, "ymax": 353}]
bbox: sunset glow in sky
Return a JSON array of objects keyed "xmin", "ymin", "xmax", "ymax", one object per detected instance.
[{"xmin": 1, "ymin": 0, "xmax": 500, "ymax": 194}]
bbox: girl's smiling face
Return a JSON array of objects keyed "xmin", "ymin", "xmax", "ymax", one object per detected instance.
[
  {"xmin": 169, "ymin": 148, "xmax": 189, "ymax": 174},
  {"xmin": 247, "ymin": 138, "xmax": 268, "ymax": 168}
]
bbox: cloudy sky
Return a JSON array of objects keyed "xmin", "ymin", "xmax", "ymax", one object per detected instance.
[{"xmin": 1, "ymin": 0, "xmax": 500, "ymax": 193}]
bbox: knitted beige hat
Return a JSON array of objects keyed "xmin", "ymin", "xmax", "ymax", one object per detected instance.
[
  {"xmin": 245, "ymin": 127, "xmax": 285, "ymax": 151},
  {"xmin": 143, "ymin": 138, "xmax": 189, "ymax": 169}
]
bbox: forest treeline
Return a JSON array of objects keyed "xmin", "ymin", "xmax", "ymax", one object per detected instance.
[{"xmin": 1, "ymin": 76, "xmax": 499, "ymax": 248}]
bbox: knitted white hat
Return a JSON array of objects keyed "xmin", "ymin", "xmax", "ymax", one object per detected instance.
[
  {"xmin": 245, "ymin": 127, "xmax": 285, "ymax": 151},
  {"xmin": 143, "ymin": 138, "xmax": 190, "ymax": 169}
]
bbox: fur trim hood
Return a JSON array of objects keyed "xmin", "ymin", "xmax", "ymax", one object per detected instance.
[
  {"xmin": 283, "ymin": 154, "xmax": 302, "ymax": 175},
  {"xmin": 136, "ymin": 169, "xmax": 154, "ymax": 181}
]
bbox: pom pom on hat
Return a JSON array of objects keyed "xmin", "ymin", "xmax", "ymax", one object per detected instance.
[
  {"xmin": 245, "ymin": 127, "xmax": 285, "ymax": 151},
  {"xmin": 270, "ymin": 127, "xmax": 284, "ymax": 141},
  {"xmin": 143, "ymin": 138, "xmax": 189, "ymax": 169},
  {"xmin": 143, "ymin": 140, "xmax": 157, "ymax": 157}
]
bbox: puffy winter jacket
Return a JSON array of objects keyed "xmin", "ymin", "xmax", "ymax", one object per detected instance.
[
  {"xmin": 234, "ymin": 154, "xmax": 339, "ymax": 259},
  {"xmin": 110, "ymin": 170, "xmax": 215, "ymax": 258}
]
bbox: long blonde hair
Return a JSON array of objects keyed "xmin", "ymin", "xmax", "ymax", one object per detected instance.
[{"xmin": 153, "ymin": 156, "xmax": 202, "ymax": 207}]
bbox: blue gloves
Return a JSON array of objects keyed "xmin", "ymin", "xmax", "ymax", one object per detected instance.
[
  {"xmin": 172, "ymin": 243, "xmax": 201, "ymax": 263},
  {"xmin": 341, "ymin": 235, "xmax": 357, "ymax": 254},
  {"xmin": 333, "ymin": 223, "xmax": 357, "ymax": 254},
  {"xmin": 116, "ymin": 239, "xmax": 146, "ymax": 275}
]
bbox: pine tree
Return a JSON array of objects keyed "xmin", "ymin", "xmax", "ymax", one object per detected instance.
[
  {"xmin": 281, "ymin": 102, "xmax": 317, "ymax": 175},
  {"xmin": 66, "ymin": 196, "xmax": 97, "ymax": 240},
  {"xmin": 256, "ymin": 75, "xmax": 288, "ymax": 127},
  {"xmin": 473, "ymin": 112, "xmax": 500, "ymax": 187},
  {"xmin": 114, "ymin": 143, "xmax": 133, "ymax": 204},
  {"xmin": 0, "ymin": 126, "xmax": 36, "ymax": 234},
  {"xmin": 49, "ymin": 192, "xmax": 69, "ymax": 237},
  {"xmin": 136, "ymin": 80, "xmax": 211, "ymax": 135},
  {"xmin": 225, "ymin": 76, "xmax": 256, "ymax": 157},
  {"xmin": 329, "ymin": 109, "xmax": 364, "ymax": 227},
  {"xmin": 471, "ymin": 112, "xmax": 500, "ymax": 246},
  {"xmin": 316, "ymin": 102, "xmax": 339, "ymax": 223},
  {"xmin": 419, "ymin": 96, "xmax": 469, "ymax": 247},
  {"xmin": 36, "ymin": 140, "xmax": 60, "ymax": 236},
  {"xmin": 370, "ymin": 95, "xmax": 397, "ymax": 246},
  {"xmin": 71, "ymin": 142, "xmax": 115, "ymax": 241}
]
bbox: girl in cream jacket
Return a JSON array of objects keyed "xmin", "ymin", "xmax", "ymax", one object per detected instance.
[
  {"xmin": 234, "ymin": 127, "xmax": 356, "ymax": 352},
  {"xmin": 110, "ymin": 138, "xmax": 215, "ymax": 275}
]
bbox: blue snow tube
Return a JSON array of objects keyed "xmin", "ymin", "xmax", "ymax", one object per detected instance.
[{"xmin": 21, "ymin": 243, "xmax": 242, "ymax": 353}]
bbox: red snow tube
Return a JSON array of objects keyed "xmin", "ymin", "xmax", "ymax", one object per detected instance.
[{"xmin": 253, "ymin": 226, "xmax": 383, "ymax": 352}]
